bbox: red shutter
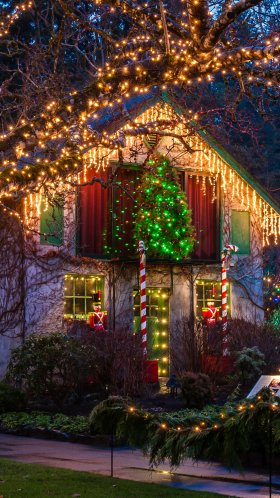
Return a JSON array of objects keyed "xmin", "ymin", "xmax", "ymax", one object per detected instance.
[
  {"xmin": 79, "ymin": 167, "xmax": 109, "ymax": 256},
  {"xmin": 187, "ymin": 176, "xmax": 218, "ymax": 260}
]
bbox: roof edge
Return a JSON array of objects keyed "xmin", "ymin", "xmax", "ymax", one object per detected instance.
[{"xmin": 162, "ymin": 92, "xmax": 280, "ymax": 214}]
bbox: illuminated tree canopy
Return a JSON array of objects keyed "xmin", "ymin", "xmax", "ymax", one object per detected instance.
[{"xmin": 0, "ymin": 0, "xmax": 279, "ymax": 205}]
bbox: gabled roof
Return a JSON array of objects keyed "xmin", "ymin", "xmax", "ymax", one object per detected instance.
[
  {"xmin": 198, "ymin": 129, "xmax": 280, "ymax": 214},
  {"xmin": 86, "ymin": 90, "xmax": 280, "ymax": 214},
  {"xmin": 162, "ymin": 92, "xmax": 280, "ymax": 214}
]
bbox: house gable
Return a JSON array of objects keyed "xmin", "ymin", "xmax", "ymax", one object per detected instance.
[{"xmin": 22, "ymin": 95, "xmax": 280, "ymax": 253}]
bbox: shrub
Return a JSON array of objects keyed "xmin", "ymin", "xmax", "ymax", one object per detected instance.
[
  {"xmin": 0, "ymin": 382, "xmax": 26, "ymax": 414},
  {"xmin": 179, "ymin": 372, "xmax": 213, "ymax": 408},
  {"xmin": 234, "ymin": 347, "xmax": 266, "ymax": 386},
  {"xmin": 91, "ymin": 329, "xmax": 145, "ymax": 396},
  {"xmin": 228, "ymin": 319, "xmax": 280, "ymax": 373},
  {"xmin": 171, "ymin": 318, "xmax": 203, "ymax": 374},
  {"xmin": 6, "ymin": 333, "xmax": 96, "ymax": 405},
  {"xmin": 144, "ymin": 388, "xmax": 280, "ymax": 469}
]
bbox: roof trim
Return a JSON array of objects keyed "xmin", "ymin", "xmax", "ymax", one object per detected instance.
[
  {"xmin": 86, "ymin": 90, "xmax": 279, "ymax": 213},
  {"xmin": 161, "ymin": 92, "xmax": 280, "ymax": 214}
]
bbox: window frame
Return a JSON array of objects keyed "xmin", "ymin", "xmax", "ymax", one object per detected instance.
[
  {"xmin": 64, "ymin": 274, "xmax": 105, "ymax": 320},
  {"xmin": 195, "ymin": 279, "xmax": 231, "ymax": 318}
]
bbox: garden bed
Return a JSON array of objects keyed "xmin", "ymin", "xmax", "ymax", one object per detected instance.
[{"xmin": 0, "ymin": 412, "xmax": 110, "ymax": 446}]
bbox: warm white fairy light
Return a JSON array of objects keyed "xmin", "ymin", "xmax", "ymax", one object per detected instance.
[{"xmin": 1, "ymin": 101, "xmax": 278, "ymax": 245}]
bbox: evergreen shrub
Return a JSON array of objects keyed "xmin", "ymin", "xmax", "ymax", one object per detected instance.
[
  {"xmin": 234, "ymin": 346, "xmax": 266, "ymax": 385},
  {"xmin": 179, "ymin": 371, "xmax": 213, "ymax": 408},
  {"xmin": 228, "ymin": 319, "xmax": 280, "ymax": 373},
  {"xmin": 6, "ymin": 333, "xmax": 96, "ymax": 405}
]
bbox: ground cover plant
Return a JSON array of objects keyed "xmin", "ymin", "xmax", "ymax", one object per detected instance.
[
  {"xmin": 0, "ymin": 459, "xmax": 231, "ymax": 498},
  {"xmin": 0, "ymin": 412, "xmax": 89, "ymax": 436}
]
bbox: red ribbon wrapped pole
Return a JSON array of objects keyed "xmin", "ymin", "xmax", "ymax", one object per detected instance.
[
  {"xmin": 138, "ymin": 240, "xmax": 147, "ymax": 358},
  {"xmin": 221, "ymin": 244, "xmax": 239, "ymax": 356}
]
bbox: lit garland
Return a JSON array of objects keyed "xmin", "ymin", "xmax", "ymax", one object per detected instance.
[
  {"xmin": 116, "ymin": 390, "xmax": 280, "ymax": 453},
  {"xmin": 2, "ymin": 102, "xmax": 279, "ymax": 248},
  {"xmin": 89, "ymin": 390, "xmax": 280, "ymax": 470},
  {"xmin": 134, "ymin": 154, "xmax": 196, "ymax": 260}
]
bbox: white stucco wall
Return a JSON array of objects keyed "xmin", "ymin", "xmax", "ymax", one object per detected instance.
[{"xmin": 0, "ymin": 115, "xmax": 272, "ymax": 377}]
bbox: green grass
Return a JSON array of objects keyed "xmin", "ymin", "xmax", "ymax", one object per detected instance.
[{"xmin": 0, "ymin": 458, "xmax": 233, "ymax": 498}]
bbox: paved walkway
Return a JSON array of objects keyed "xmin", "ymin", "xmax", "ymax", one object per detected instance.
[{"xmin": 0, "ymin": 434, "xmax": 280, "ymax": 497}]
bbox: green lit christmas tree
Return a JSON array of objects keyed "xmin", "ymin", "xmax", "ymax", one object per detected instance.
[{"xmin": 134, "ymin": 154, "xmax": 196, "ymax": 260}]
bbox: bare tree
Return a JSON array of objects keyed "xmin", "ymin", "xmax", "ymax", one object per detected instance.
[{"xmin": 0, "ymin": 0, "xmax": 278, "ymax": 206}]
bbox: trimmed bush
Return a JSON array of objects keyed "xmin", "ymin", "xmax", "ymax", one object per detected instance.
[{"xmin": 180, "ymin": 372, "xmax": 213, "ymax": 408}]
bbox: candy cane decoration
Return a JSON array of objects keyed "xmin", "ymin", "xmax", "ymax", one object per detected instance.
[
  {"xmin": 221, "ymin": 244, "xmax": 239, "ymax": 356},
  {"xmin": 138, "ymin": 241, "xmax": 147, "ymax": 357}
]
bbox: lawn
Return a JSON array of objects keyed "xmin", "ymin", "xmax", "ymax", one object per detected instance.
[{"xmin": 0, "ymin": 458, "xmax": 234, "ymax": 498}]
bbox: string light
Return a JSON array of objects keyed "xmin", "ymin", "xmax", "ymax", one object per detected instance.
[
  {"xmin": 0, "ymin": 100, "xmax": 278, "ymax": 247},
  {"xmin": 123, "ymin": 392, "xmax": 278, "ymax": 444}
]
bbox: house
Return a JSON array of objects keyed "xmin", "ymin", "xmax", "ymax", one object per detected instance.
[{"xmin": 0, "ymin": 94, "xmax": 279, "ymax": 378}]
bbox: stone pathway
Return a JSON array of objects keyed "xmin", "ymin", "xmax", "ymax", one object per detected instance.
[{"xmin": 0, "ymin": 434, "xmax": 279, "ymax": 497}]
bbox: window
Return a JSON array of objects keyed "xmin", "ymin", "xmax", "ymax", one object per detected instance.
[
  {"xmin": 196, "ymin": 280, "xmax": 226, "ymax": 318},
  {"xmin": 133, "ymin": 288, "xmax": 169, "ymax": 376},
  {"xmin": 231, "ymin": 210, "xmax": 250, "ymax": 255},
  {"xmin": 40, "ymin": 196, "xmax": 63, "ymax": 246},
  {"xmin": 78, "ymin": 165, "xmax": 139, "ymax": 258},
  {"xmin": 64, "ymin": 274, "xmax": 104, "ymax": 320},
  {"xmin": 187, "ymin": 174, "xmax": 219, "ymax": 260},
  {"xmin": 79, "ymin": 165, "xmax": 219, "ymax": 261}
]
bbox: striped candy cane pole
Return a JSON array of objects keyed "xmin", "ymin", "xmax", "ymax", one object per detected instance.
[
  {"xmin": 221, "ymin": 244, "xmax": 239, "ymax": 356},
  {"xmin": 138, "ymin": 241, "xmax": 147, "ymax": 358}
]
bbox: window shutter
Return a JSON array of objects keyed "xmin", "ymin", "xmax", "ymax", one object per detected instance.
[
  {"xmin": 187, "ymin": 176, "xmax": 218, "ymax": 260},
  {"xmin": 40, "ymin": 197, "xmax": 63, "ymax": 246},
  {"xmin": 231, "ymin": 210, "xmax": 250, "ymax": 254},
  {"xmin": 79, "ymin": 168, "xmax": 109, "ymax": 256}
]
